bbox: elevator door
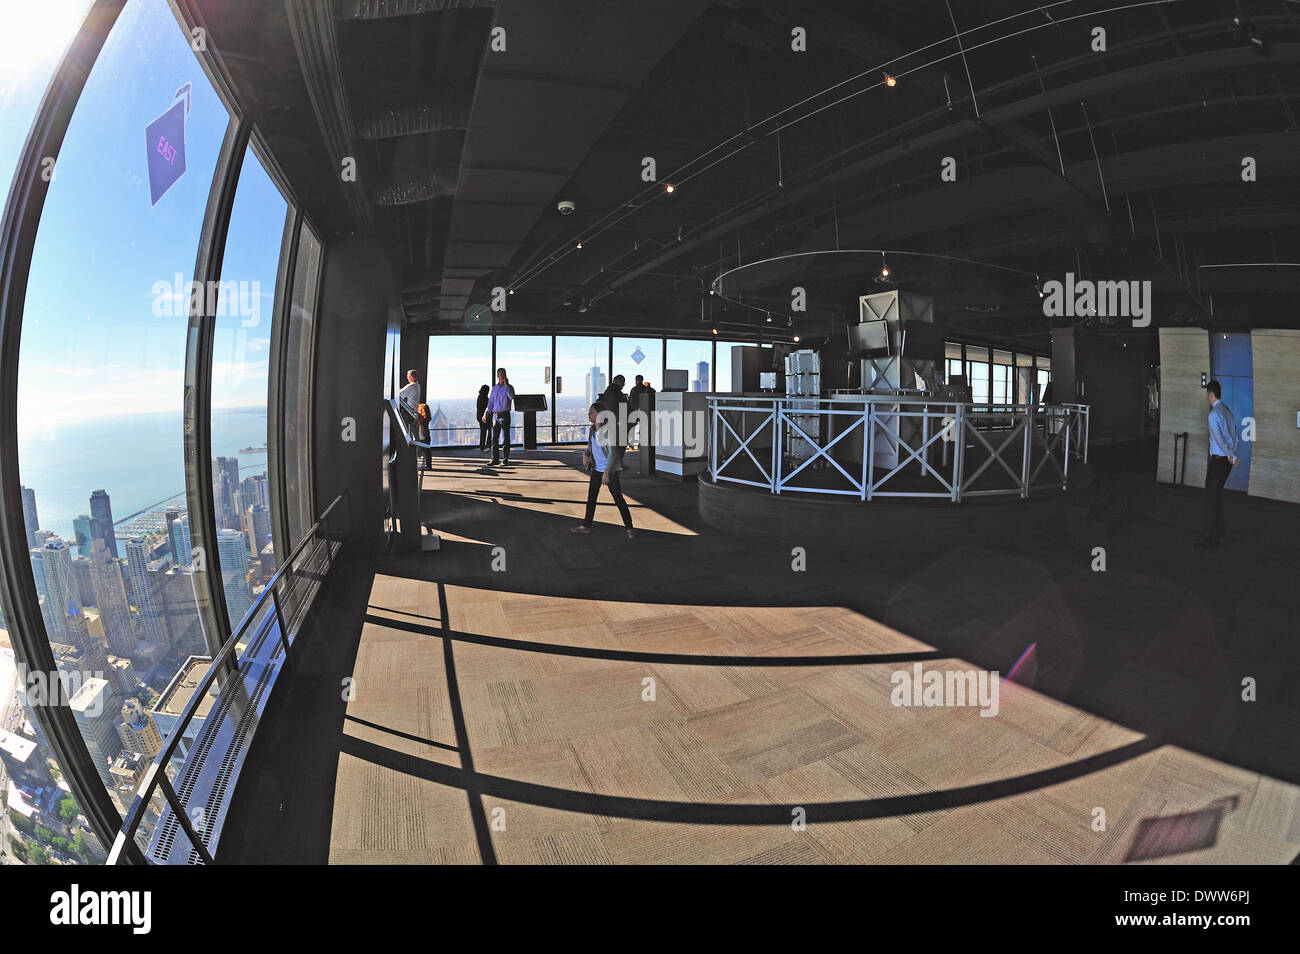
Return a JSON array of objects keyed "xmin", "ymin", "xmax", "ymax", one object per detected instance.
[{"xmin": 1210, "ymin": 333, "xmax": 1253, "ymax": 492}]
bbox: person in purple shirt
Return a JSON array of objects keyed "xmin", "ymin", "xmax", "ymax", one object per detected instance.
[{"xmin": 483, "ymin": 367, "xmax": 515, "ymax": 465}]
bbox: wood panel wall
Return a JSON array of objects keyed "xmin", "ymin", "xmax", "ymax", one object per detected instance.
[
  {"xmin": 1157, "ymin": 328, "xmax": 1210, "ymax": 487},
  {"xmin": 1248, "ymin": 329, "xmax": 1300, "ymax": 504}
]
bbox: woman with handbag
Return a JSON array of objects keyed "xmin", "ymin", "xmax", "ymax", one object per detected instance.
[{"xmin": 570, "ymin": 401, "xmax": 635, "ymax": 539}]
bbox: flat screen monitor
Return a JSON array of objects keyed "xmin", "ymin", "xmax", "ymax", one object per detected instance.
[
  {"xmin": 848, "ymin": 319, "xmax": 891, "ymax": 357},
  {"xmin": 513, "ymin": 393, "xmax": 548, "ymax": 412}
]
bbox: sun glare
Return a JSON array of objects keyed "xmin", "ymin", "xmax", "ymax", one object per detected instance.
[{"xmin": 0, "ymin": 2, "xmax": 89, "ymax": 78}]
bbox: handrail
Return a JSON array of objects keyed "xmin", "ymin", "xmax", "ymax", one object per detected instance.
[{"xmin": 108, "ymin": 490, "xmax": 350, "ymax": 863}]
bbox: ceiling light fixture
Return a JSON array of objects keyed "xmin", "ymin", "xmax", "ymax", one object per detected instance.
[
  {"xmin": 880, "ymin": 252, "xmax": 890, "ymax": 278},
  {"xmin": 884, "ymin": 73, "xmax": 897, "ymax": 87},
  {"xmin": 576, "ymin": 241, "xmax": 583, "ymax": 249},
  {"xmin": 765, "ymin": 313, "xmax": 773, "ymax": 323},
  {"xmin": 665, "ymin": 183, "xmax": 675, "ymax": 194},
  {"xmin": 711, "ymin": 327, "xmax": 718, "ymax": 335},
  {"xmin": 793, "ymin": 335, "xmax": 800, "ymax": 343}
]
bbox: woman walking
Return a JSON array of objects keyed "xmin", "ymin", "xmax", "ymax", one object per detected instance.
[{"xmin": 571, "ymin": 401, "xmax": 634, "ymax": 538}]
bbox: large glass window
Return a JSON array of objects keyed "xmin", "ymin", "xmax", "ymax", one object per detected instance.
[
  {"xmin": 945, "ymin": 341, "xmax": 964, "ymax": 384},
  {"xmin": 283, "ymin": 221, "xmax": 321, "ymax": 546},
  {"xmin": 666, "ymin": 338, "xmax": 712, "ymax": 392},
  {"xmin": 966, "ymin": 347, "xmax": 990, "ymax": 404},
  {"xmin": 0, "ymin": 0, "xmax": 103, "ymax": 866},
  {"xmin": 992, "ymin": 350, "xmax": 1013, "ymax": 405},
  {"xmin": 1037, "ymin": 356, "xmax": 1052, "ymax": 403},
  {"xmin": 425, "ymin": 335, "xmax": 492, "ymax": 447},
  {"xmin": 211, "ymin": 144, "xmax": 289, "ymax": 625},
  {"xmin": 716, "ymin": 341, "xmax": 753, "ymax": 393},
  {"xmin": 15, "ymin": 0, "xmax": 232, "ymax": 839},
  {"xmin": 495, "ymin": 335, "xmax": 552, "ymax": 437},
  {"xmin": 613, "ymin": 336, "xmax": 663, "ymax": 398},
  {"xmin": 555, "ymin": 336, "xmax": 608, "ymax": 442}
]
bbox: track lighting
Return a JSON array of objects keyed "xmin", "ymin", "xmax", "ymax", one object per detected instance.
[
  {"xmin": 711, "ymin": 328, "xmax": 718, "ymax": 335},
  {"xmin": 765, "ymin": 313, "xmax": 773, "ymax": 323},
  {"xmin": 576, "ymin": 241, "xmax": 583, "ymax": 249},
  {"xmin": 880, "ymin": 252, "xmax": 890, "ymax": 279},
  {"xmin": 665, "ymin": 183, "xmax": 676, "ymax": 194},
  {"xmin": 793, "ymin": 335, "xmax": 800, "ymax": 343},
  {"xmin": 884, "ymin": 73, "xmax": 897, "ymax": 87}
]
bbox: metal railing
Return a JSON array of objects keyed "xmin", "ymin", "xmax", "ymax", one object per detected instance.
[
  {"xmin": 708, "ymin": 396, "xmax": 1089, "ymax": 501},
  {"xmin": 107, "ymin": 491, "xmax": 351, "ymax": 864}
]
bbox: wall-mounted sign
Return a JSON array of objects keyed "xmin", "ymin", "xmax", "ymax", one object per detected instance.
[{"xmin": 146, "ymin": 83, "xmax": 190, "ymax": 206}]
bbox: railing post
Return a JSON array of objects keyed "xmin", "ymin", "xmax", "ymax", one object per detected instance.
[
  {"xmin": 158, "ymin": 772, "xmax": 214, "ymax": 865},
  {"xmin": 860, "ymin": 403, "xmax": 869, "ymax": 501},
  {"xmin": 272, "ymin": 585, "xmax": 292, "ymax": 660},
  {"xmin": 772, "ymin": 402, "xmax": 782, "ymax": 494},
  {"xmin": 1020, "ymin": 407, "xmax": 1032, "ymax": 498},
  {"xmin": 1063, "ymin": 415, "xmax": 1072, "ymax": 488},
  {"xmin": 954, "ymin": 404, "xmax": 966, "ymax": 502},
  {"xmin": 866, "ymin": 402, "xmax": 875, "ymax": 501},
  {"xmin": 709, "ymin": 401, "xmax": 717, "ymax": 480}
]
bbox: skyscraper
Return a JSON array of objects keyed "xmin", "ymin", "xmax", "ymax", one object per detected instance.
[
  {"xmin": 90, "ymin": 539, "xmax": 134, "ymax": 657},
  {"xmin": 125, "ymin": 538, "xmax": 166, "ymax": 653},
  {"xmin": 248, "ymin": 504, "xmax": 271, "ymax": 554},
  {"xmin": 586, "ymin": 366, "xmax": 607, "ymax": 405},
  {"xmin": 70, "ymin": 555, "xmax": 96, "ymax": 608},
  {"xmin": 217, "ymin": 529, "xmax": 253, "ymax": 624},
  {"xmin": 40, "ymin": 538, "xmax": 80, "ymax": 643},
  {"xmin": 89, "ymin": 489, "xmax": 118, "ymax": 558},
  {"xmin": 72, "ymin": 514, "xmax": 94, "ymax": 557},
  {"xmin": 20, "ymin": 486, "xmax": 38, "ymax": 549},
  {"xmin": 116, "ymin": 698, "xmax": 162, "ymax": 758},
  {"xmin": 213, "ymin": 457, "xmax": 240, "ymax": 530},
  {"xmin": 69, "ymin": 677, "xmax": 121, "ymax": 788},
  {"xmin": 172, "ymin": 514, "xmax": 193, "ymax": 569},
  {"xmin": 165, "ymin": 507, "xmax": 183, "ymax": 565}
]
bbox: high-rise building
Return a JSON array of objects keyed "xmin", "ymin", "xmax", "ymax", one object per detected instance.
[
  {"xmin": 586, "ymin": 366, "xmax": 607, "ymax": 405},
  {"xmin": 125, "ymin": 538, "xmax": 167, "ymax": 653},
  {"xmin": 69, "ymin": 677, "xmax": 121, "ymax": 788},
  {"xmin": 89, "ymin": 489, "xmax": 118, "ymax": 558},
  {"xmin": 172, "ymin": 514, "xmax": 193, "ymax": 569},
  {"xmin": 90, "ymin": 539, "xmax": 134, "ymax": 657},
  {"xmin": 116, "ymin": 698, "xmax": 162, "ymax": 758},
  {"xmin": 69, "ymin": 555, "xmax": 96, "ymax": 608},
  {"xmin": 72, "ymin": 514, "xmax": 94, "ymax": 557},
  {"xmin": 693, "ymin": 360, "xmax": 709, "ymax": 392},
  {"xmin": 164, "ymin": 507, "xmax": 183, "ymax": 566},
  {"xmin": 40, "ymin": 539, "xmax": 79, "ymax": 643},
  {"xmin": 248, "ymin": 504, "xmax": 271, "ymax": 555},
  {"xmin": 20, "ymin": 486, "xmax": 40, "ymax": 548},
  {"xmin": 217, "ymin": 529, "xmax": 253, "ymax": 624},
  {"xmin": 213, "ymin": 457, "xmax": 240, "ymax": 530}
]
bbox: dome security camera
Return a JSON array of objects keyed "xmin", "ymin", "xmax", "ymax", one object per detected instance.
[{"xmin": 557, "ymin": 199, "xmax": 576, "ymax": 215}]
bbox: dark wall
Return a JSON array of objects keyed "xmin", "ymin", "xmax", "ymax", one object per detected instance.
[
  {"xmin": 1075, "ymin": 332, "xmax": 1148, "ymax": 442},
  {"xmin": 313, "ymin": 236, "xmax": 394, "ymax": 552}
]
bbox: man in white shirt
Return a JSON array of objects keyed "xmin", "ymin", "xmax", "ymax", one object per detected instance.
[{"xmin": 398, "ymin": 369, "xmax": 421, "ymax": 414}]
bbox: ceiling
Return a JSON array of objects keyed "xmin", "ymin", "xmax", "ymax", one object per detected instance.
[{"xmin": 188, "ymin": 0, "xmax": 1300, "ymax": 350}]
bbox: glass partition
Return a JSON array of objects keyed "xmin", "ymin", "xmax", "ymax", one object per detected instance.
[
  {"xmin": 554, "ymin": 336, "xmax": 608, "ymax": 441},
  {"xmin": 0, "ymin": 0, "xmax": 101, "ymax": 866},
  {"xmin": 283, "ymin": 221, "xmax": 321, "ymax": 546},
  {"xmin": 14, "ymin": 0, "xmax": 232, "ymax": 840},
  {"xmin": 211, "ymin": 144, "xmax": 289, "ymax": 625},
  {"xmin": 613, "ymin": 336, "xmax": 663, "ymax": 399},
  {"xmin": 425, "ymin": 334, "xmax": 492, "ymax": 446},
  {"xmin": 992, "ymin": 350, "xmax": 1013, "ymax": 405},
  {"xmin": 495, "ymin": 335, "xmax": 552, "ymax": 439},
  {"xmin": 666, "ymin": 338, "xmax": 712, "ymax": 392}
]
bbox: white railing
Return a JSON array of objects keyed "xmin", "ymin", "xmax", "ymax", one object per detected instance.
[{"xmin": 708, "ymin": 396, "xmax": 1089, "ymax": 501}]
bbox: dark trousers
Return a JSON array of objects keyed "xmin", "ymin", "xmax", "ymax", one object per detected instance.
[
  {"xmin": 490, "ymin": 412, "xmax": 511, "ymax": 460},
  {"xmin": 478, "ymin": 421, "xmax": 491, "ymax": 449},
  {"xmin": 1201, "ymin": 455, "xmax": 1232, "ymax": 541},
  {"xmin": 584, "ymin": 469, "xmax": 632, "ymax": 528}
]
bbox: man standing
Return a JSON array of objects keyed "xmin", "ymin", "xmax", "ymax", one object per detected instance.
[
  {"xmin": 484, "ymin": 367, "xmax": 515, "ymax": 466},
  {"xmin": 398, "ymin": 369, "xmax": 421, "ymax": 415},
  {"xmin": 1196, "ymin": 379, "xmax": 1239, "ymax": 550}
]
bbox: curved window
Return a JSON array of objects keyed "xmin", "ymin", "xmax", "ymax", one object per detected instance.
[
  {"xmin": 211, "ymin": 144, "xmax": 290, "ymax": 624},
  {"xmin": 0, "ymin": 0, "xmax": 103, "ymax": 866},
  {"xmin": 283, "ymin": 221, "xmax": 321, "ymax": 547},
  {"xmin": 15, "ymin": 0, "xmax": 232, "ymax": 849}
]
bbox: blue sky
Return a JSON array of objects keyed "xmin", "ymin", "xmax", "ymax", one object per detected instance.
[{"xmin": 3, "ymin": 0, "xmax": 285, "ymax": 433}]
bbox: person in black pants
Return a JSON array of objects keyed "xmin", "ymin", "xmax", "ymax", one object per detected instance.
[
  {"xmin": 570, "ymin": 401, "xmax": 635, "ymax": 539},
  {"xmin": 1196, "ymin": 379, "xmax": 1240, "ymax": 550},
  {"xmin": 476, "ymin": 384, "xmax": 491, "ymax": 450}
]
